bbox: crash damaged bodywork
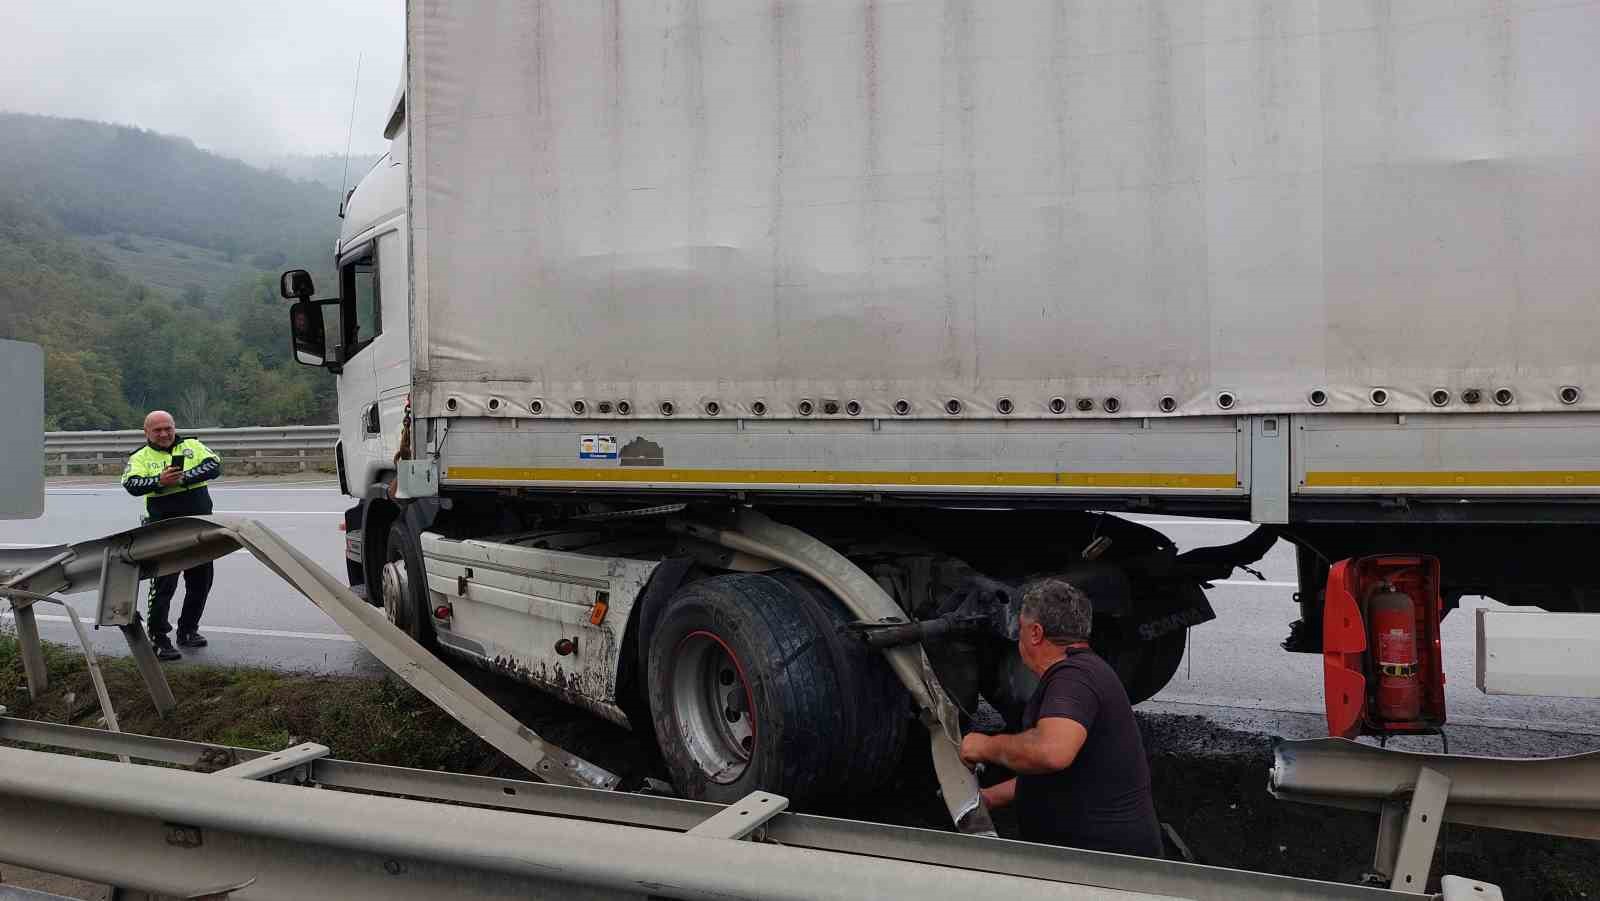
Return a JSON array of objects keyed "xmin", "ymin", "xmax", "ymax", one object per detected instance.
[{"xmin": 419, "ymin": 532, "xmax": 659, "ymax": 728}]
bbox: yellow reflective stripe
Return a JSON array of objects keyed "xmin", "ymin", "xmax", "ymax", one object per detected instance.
[
  {"xmin": 1305, "ymin": 471, "xmax": 1600, "ymax": 488},
  {"xmin": 444, "ymin": 467, "xmax": 1238, "ymax": 489}
]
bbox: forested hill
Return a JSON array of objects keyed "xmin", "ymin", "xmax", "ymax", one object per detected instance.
[
  {"xmin": 0, "ymin": 113, "xmax": 348, "ymax": 430},
  {"xmin": 0, "ymin": 113, "xmax": 343, "ymax": 268}
]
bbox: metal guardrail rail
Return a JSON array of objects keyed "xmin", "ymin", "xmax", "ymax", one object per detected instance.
[
  {"xmin": 0, "ymin": 515, "xmax": 1516, "ymax": 899},
  {"xmin": 0, "ymin": 715, "xmax": 1486, "ymax": 901},
  {"xmin": 42, "ymin": 425, "xmax": 339, "ymax": 475},
  {"xmin": 1271, "ymin": 738, "xmax": 1600, "ymax": 892},
  {"xmin": 0, "ymin": 515, "xmax": 618, "ymax": 789}
]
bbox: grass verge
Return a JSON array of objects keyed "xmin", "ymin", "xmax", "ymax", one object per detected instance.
[{"xmin": 0, "ymin": 633, "xmax": 495, "ymax": 772}]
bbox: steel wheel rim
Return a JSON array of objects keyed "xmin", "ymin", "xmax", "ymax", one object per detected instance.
[
  {"xmin": 670, "ymin": 631, "xmax": 755, "ymax": 784},
  {"xmin": 380, "ymin": 556, "xmax": 409, "ymax": 630}
]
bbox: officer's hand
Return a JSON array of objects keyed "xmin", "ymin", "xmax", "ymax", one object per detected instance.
[
  {"xmin": 959, "ymin": 732, "xmax": 990, "ymax": 769},
  {"xmin": 159, "ymin": 465, "xmax": 182, "ymax": 487}
]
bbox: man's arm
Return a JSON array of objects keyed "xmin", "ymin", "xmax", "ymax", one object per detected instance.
[
  {"xmin": 180, "ymin": 456, "xmax": 221, "ymax": 486},
  {"xmin": 960, "ymin": 717, "xmax": 1088, "ymax": 775},
  {"xmin": 121, "ymin": 458, "xmax": 161, "ymax": 496},
  {"xmin": 180, "ymin": 440, "xmax": 223, "ymax": 486}
]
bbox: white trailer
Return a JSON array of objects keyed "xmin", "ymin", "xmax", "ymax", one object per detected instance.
[{"xmin": 281, "ymin": 0, "xmax": 1600, "ymax": 819}]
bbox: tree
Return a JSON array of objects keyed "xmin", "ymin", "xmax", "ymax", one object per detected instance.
[
  {"xmin": 235, "ymin": 277, "xmax": 289, "ymax": 367},
  {"xmin": 44, "ymin": 349, "xmax": 130, "ymax": 430},
  {"xmin": 1, "ymin": 113, "xmax": 343, "ymax": 428},
  {"xmin": 177, "ymin": 383, "xmax": 217, "ymax": 427}
]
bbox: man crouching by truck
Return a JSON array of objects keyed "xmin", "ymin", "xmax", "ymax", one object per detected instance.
[
  {"xmin": 960, "ymin": 578, "xmax": 1164, "ymax": 857},
  {"xmin": 121, "ymin": 410, "xmax": 222, "ymax": 661}
]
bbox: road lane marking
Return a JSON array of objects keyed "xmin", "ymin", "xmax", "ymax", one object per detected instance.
[{"xmin": 2, "ymin": 611, "xmax": 355, "ymax": 643}]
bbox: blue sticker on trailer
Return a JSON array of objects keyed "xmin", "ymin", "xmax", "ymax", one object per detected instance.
[{"xmin": 580, "ymin": 435, "xmax": 619, "ymax": 460}]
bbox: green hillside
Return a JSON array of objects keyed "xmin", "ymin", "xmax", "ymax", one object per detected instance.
[
  {"xmin": 0, "ymin": 113, "xmax": 342, "ymax": 430},
  {"xmin": 81, "ymin": 233, "xmax": 269, "ymax": 310},
  {"xmin": 0, "ymin": 113, "xmax": 340, "ymax": 277}
]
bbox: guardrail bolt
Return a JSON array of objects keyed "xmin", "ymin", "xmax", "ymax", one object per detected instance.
[{"xmin": 165, "ymin": 824, "xmax": 203, "ymax": 848}]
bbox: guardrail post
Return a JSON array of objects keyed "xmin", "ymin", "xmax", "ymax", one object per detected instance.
[
  {"xmin": 12, "ymin": 603, "xmax": 48, "ymax": 699},
  {"xmin": 1388, "ymin": 767, "xmax": 1451, "ymax": 892},
  {"xmin": 120, "ymin": 618, "xmax": 176, "ymax": 716}
]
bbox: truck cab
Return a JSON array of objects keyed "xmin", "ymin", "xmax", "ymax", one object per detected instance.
[{"xmin": 284, "ymin": 91, "xmax": 410, "ymax": 501}]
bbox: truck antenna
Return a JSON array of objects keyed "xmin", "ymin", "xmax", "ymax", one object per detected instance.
[{"xmin": 337, "ymin": 52, "xmax": 364, "ymax": 220}]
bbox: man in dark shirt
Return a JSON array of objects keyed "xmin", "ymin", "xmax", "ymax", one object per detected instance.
[
  {"xmin": 959, "ymin": 577, "xmax": 1163, "ymax": 856},
  {"xmin": 121, "ymin": 410, "xmax": 223, "ymax": 661}
]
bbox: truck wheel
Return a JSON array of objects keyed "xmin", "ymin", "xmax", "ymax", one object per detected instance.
[
  {"xmin": 647, "ymin": 574, "xmax": 848, "ymax": 806},
  {"xmin": 778, "ymin": 575, "xmax": 909, "ymax": 801},
  {"xmin": 1099, "ymin": 629, "xmax": 1186, "ymax": 705},
  {"xmin": 383, "ymin": 520, "xmax": 435, "ymax": 649}
]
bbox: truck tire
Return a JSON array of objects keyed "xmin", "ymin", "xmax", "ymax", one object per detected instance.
[
  {"xmin": 383, "ymin": 520, "xmax": 435, "ymax": 650},
  {"xmin": 647, "ymin": 574, "xmax": 854, "ymax": 807},
  {"xmin": 1099, "ymin": 629, "xmax": 1186, "ymax": 705},
  {"xmin": 778, "ymin": 575, "xmax": 910, "ymax": 802}
]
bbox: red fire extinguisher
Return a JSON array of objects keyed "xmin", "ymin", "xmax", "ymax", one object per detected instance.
[{"xmin": 1370, "ymin": 584, "xmax": 1422, "ymax": 722}]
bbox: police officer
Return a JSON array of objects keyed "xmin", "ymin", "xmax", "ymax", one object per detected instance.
[{"xmin": 121, "ymin": 411, "xmax": 223, "ymax": 660}]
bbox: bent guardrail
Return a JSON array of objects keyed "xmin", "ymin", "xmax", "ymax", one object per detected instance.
[{"xmin": 0, "ymin": 515, "xmax": 617, "ymax": 790}]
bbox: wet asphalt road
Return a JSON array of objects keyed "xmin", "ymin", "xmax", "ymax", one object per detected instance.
[
  {"xmin": 0, "ymin": 477, "xmax": 383, "ymax": 676},
  {"xmin": 4, "ymin": 479, "xmax": 1597, "ymax": 754}
]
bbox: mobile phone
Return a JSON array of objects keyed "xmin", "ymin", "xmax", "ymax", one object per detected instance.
[{"xmin": 167, "ymin": 455, "xmax": 184, "ymax": 472}]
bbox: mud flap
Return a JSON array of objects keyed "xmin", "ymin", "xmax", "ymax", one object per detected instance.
[{"xmin": 1128, "ymin": 582, "xmax": 1216, "ymax": 642}]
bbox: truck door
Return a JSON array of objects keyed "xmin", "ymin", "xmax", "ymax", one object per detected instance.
[
  {"xmin": 336, "ymin": 242, "xmax": 383, "ymax": 491},
  {"xmin": 371, "ymin": 226, "xmax": 410, "ymax": 465}
]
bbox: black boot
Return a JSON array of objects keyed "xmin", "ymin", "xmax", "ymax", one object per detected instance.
[
  {"xmin": 176, "ymin": 631, "xmax": 208, "ymax": 648},
  {"xmin": 152, "ymin": 635, "xmax": 182, "ymax": 661}
]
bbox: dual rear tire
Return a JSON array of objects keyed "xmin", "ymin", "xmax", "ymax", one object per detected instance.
[{"xmin": 646, "ymin": 574, "xmax": 907, "ymax": 807}]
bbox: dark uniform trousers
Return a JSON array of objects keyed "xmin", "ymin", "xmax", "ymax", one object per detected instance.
[{"xmin": 147, "ymin": 557, "xmax": 213, "ymax": 638}]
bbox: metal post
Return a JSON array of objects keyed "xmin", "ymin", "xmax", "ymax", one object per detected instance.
[
  {"xmin": 1371, "ymin": 799, "xmax": 1407, "ymax": 880},
  {"xmin": 685, "ymin": 791, "xmax": 788, "ymax": 840},
  {"xmin": 211, "ymin": 742, "xmax": 329, "ymax": 781},
  {"xmin": 1389, "ymin": 767, "xmax": 1451, "ymax": 893},
  {"xmin": 11, "ymin": 602, "xmax": 48, "ymax": 698},
  {"xmin": 119, "ymin": 618, "xmax": 176, "ymax": 716}
]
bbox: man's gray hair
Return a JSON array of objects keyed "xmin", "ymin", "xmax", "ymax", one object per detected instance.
[{"xmin": 1019, "ymin": 578, "xmax": 1093, "ymax": 643}]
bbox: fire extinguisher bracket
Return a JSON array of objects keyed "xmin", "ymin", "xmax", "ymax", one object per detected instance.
[{"xmin": 1322, "ymin": 555, "xmax": 1448, "ymax": 739}]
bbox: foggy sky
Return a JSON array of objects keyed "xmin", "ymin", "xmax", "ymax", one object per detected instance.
[{"xmin": 1, "ymin": 1, "xmax": 405, "ymax": 163}]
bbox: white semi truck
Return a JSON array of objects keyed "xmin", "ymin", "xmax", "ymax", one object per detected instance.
[{"xmin": 281, "ymin": 1, "xmax": 1600, "ymax": 811}]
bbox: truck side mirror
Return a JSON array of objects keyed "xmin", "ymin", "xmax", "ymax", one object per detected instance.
[
  {"xmin": 289, "ymin": 299, "xmax": 339, "ymax": 371},
  {"xmin": 280, "ymin": 269, "xmax": 316, "ymax": 300}
]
